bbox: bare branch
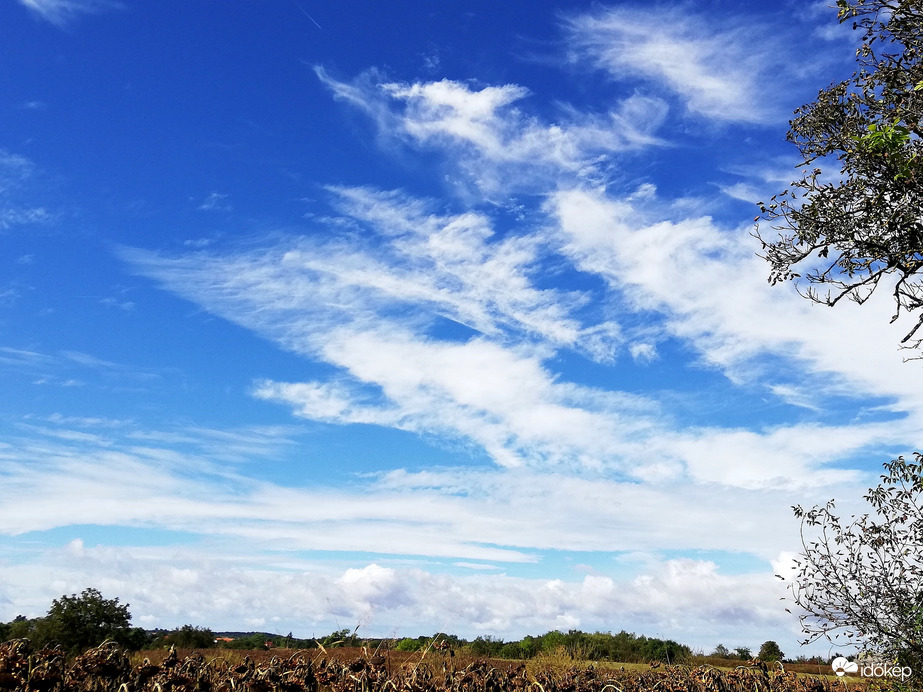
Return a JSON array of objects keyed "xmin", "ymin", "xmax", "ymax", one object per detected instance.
[{"xmin": 786, "ymin": 454, "xmax": 923, "ymax": 682}]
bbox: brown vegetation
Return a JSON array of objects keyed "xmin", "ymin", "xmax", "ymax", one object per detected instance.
[{"xmin": 0, "ymin": 640, "xmax": 892, "ymax": 692}]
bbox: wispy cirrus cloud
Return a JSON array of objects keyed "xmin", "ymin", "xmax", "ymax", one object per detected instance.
[
  {"xmin": 122, "ymin": 185, "xmax": 619, "ymax": 361},
  {"xmin": 0, "ymin": 208, "xmax": 52, "ymax": 229},
  {"xmin": 0, "ymin": 344, "xmax": 172, "ymax": 391},
  {"xmin": 121, "ymin": 184, "xmax": 648, "ymax": 471},
  {"xmin": 563, "ymin": 6, "xmax": 795, "ymax": 124},
  {"xmin": 307, "ymin": 63, "xmax": 921, "ymax": 432},
  {"xmin": 0, "ymin": 415, "xmax": 863, "ymax": 564},
  {"xmin": 121, "ymin": 47, "xmax": 920, "ymax": 480},
  {"xmin": 548, "ymin": 186, "xmax": 923, "ymax": 415},
  {"xmin": 316, "ymin": 68, "xmax": 667, "ymax": 196},
  {"xmin": 119, "ymin": 175, "xmax": 912, "ymax": 487},
  {"xmin": 18, "ymin": 0, "xmax": 121, "ymax": 27},
  {"xmin": 252, "ymin": 333, "xmax": 658, "ymax": 471},
  {"xmin": 198, "ymin": 192, "xmax": 231, "ymax": 212}
]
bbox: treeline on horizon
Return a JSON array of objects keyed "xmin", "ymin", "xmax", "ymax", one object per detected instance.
[
  {"xmin": 0, "ymin": 615, "xmax": 694, "ymax": 663},
  {"xmin": 0, "ymin": 589, "xmax": 824, "ymax": 666},
  {"xmin": 1, "ymin": 618, "xmax": 827, "ymax": 666},
  {"xmin": 214, "ymin": 627, "xmax": 694, "ymax": 664}
]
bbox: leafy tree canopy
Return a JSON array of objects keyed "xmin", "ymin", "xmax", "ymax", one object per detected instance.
[
  {"xmin": 758, "ymin": 640, "xmax": 784, "ymax": 662},
  {"xmin": 152, "ymin": 625, "xmax": 215, "ymax": 649},
  {"xmin": 395, "ymin": 637, "xmax": 424, "ymax": 652},
  {"xmin": 710, "ymin": 644, "xmax": 730, "ymax": 658},
  {"xmin": 757, "ymin": 0, "xmax": 923, "ymax": 349},
  {"xmin": 44, "ymin": 588, "xmax": 133, "ymax": 653}
]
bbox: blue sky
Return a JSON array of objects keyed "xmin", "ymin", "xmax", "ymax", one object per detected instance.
[{"xmin": 0, "ymin": 0, "xmax": 918, "ymax": 656}]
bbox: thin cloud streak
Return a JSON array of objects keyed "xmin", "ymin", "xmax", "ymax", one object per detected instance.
[
  {"xmin": 0, "ymin": 417, "xmax": 875, "ymax": 557},
  {"xmin": 17, "ymin": 0, "xmax": 121, "ymax": 27},
  {"xmin": 123, "ymin": 185, "xmax": 611, "ymax": 359}
]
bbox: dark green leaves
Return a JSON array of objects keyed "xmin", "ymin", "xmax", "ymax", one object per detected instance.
[{"xmin": 756, "ymin": 0, "xmax": 923, "ymax": 350}]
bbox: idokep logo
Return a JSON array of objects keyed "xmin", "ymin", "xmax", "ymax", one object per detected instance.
[
  {"xmin": 831, "ymin": 656, "xmax": 912, "ymax": 681},
  {"xmin": 831, "ymin": 657, "xmax": 858, "ymax": 676}
]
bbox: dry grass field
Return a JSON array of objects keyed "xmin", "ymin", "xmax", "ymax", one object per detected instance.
[{"xmin": 0, "ymin": 640, "xmax": 897, "ymax": 692}]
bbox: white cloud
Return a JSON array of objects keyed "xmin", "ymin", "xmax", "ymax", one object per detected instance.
[
  {"xmin": 254, "ymin": 332, "xmax": 656, "ymax": 470},
  {"xmin": 0, "ymin": 151, "xmax": 36, "ymax": 188},
  {"xmin": 0, "ymin": 416, "xmax": 876, "ymax": 561},
  {"xmin": 337, "ymin": 565, "xmax": 412, "ymax": 611},
  {"xmin": 0, "ymin": 207, "xmax": 52, "ymax": 229},
  {"xmin": 564, "ymin": 6, "xmax": 790, "ymax": 124},
  {"xmin": 317, "ymin": 69, "xmax": 667, "ymax": 196},
  {"xmin": 99, "ymin": 297, "xmax": 135, "ymax": 311},
  {"xmin": 629, "ymin": 342, "xmax": 658, "ymax": 363},
  {"xmin": 586, "ymin": 189, "xmax": 923, "ymax": 413},
  {"xmin": 672, "ymin": 424, "xmax": 892, "ymax": 490},
  {"xmin": 0, "ymin": 541, "xmax": 794, "ymax": 649},
  {"xmin": 0, "ymin": 347, "xmax": 51, "ymax": 369},
  {"xmin": 717, "ymin": 181, "xmax": 763, "ymax": 203},
  {"xmin": 120, "ymin": 175, "xmax": 920, "ymax": 487},
  {"xmin": 0, "ymin": 425, "xmax": 805, "ymax": 640},
  {"xmin": 122, "ymin": 188, "xmax": 653, "ymax": 473}
]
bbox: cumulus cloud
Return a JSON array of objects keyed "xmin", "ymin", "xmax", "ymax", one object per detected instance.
[{"xmin": 0, "ymin": 539, "xmax": 793, "ymax": 648}]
